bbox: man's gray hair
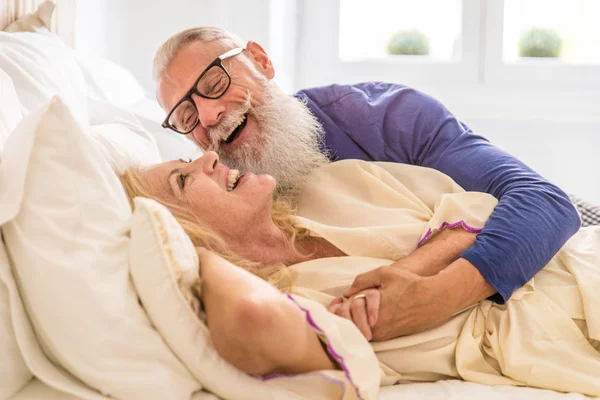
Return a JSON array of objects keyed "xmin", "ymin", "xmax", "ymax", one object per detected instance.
[{"xmin": 153, "ymin": 26, "xmax": 245, "ymax": 81}]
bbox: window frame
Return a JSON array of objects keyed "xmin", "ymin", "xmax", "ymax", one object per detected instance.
[
  {"xmin": 292, "ymin": 0, "xmax": 600, "ymax": 123},
  {"xmin": 295, "ymin": 0, "xmax": 483, "ymax": 89},
  {"xmin": 483, "ymin": 0, "xmax": 600, "ymax": 89}
]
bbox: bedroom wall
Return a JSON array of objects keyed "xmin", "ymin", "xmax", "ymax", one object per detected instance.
[
  {"xmin": 75, "ymin": 0, "xmax": 296, "ymax": 94},
  {"xmin": 73, "ymin": 1, "xmax": 600, "ymax": 204},
  {"xmin": 464, "ymin": 119, "xmax": 600, "ymax": 204}
]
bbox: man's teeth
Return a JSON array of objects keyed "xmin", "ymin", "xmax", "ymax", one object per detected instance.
[
  {"xmin": 233, "ymin": 117, "xmax": 245, "ymax": 128},
  {"xmin": 227, "ymin": 169, "xmax": 240, "ymax": 191},
  {"xmin": 220, "ymin": 115, "xmax": 247, "ymax": 141}
]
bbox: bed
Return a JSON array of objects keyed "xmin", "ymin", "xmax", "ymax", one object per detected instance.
[
  {"xmin": 0, "ymin": 1, "xmax": 597, "ymax": 399},
  {"xmin": 7, "ymin": 378, "xmax": 592, "ymax": 400}
]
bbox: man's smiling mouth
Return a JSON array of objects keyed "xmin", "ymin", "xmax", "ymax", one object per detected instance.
[{"xmin": 221, "ymin": 113, "xmax": 248, "ymax": 145}]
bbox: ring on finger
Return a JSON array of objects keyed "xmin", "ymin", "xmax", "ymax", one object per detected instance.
[{"xmin": 351, "ymin": 294, "xmax": 367, "ymax": 303}]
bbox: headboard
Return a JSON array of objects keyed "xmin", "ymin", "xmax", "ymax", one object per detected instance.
[{"xmin": 0, "ymin": 0, "xmax": 76, "ymax": 45}]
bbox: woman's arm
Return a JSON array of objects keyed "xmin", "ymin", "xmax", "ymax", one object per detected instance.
[{"xmin": 197, "ymin": 248, "xmax": 336, "ymax": 376}]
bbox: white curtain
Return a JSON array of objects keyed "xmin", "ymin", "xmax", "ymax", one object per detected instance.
[{"xmin": 0, "ymin": 0, "xmax": 77, "ymax": 46}]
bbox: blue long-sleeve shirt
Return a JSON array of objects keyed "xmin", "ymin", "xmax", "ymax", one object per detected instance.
[{"xmin": 295, "ymin": 82, "xmax": 581, "ymax": 303}]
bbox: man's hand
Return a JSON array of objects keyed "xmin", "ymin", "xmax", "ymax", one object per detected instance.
[
  {"xmin": 342, "ymin": 266, "xmax": 449, "ymax": 341},
  {"xmin": 343, "ymin": 257, "xmax": 496, "ymax": 341},
  {"xmin": 331, "ymin": 229, "xmax": 497, "ymax": 342},
  {"xmin": 327, "ymin": 288, "xmax": 380, "ymax": 341}
]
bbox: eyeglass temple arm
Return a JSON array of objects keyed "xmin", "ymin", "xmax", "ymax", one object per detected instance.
[{"xmin": 219, "ymin": 47, "xmax": 245, "ymax": 60}]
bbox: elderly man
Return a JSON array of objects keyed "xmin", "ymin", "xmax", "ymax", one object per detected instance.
[{"xmin": 153, "ymin": 27, "xmax": 581, "ymax": 341}]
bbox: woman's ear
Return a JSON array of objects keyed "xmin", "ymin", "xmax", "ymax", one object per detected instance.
[{"xmin": 245, "ymin": 41, "xmax": 275, "ymax": 79}]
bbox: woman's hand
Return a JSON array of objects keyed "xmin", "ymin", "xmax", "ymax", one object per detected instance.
[{"xmin": 327, "ymin": 288, "xmax": 380, "ymax": 341}]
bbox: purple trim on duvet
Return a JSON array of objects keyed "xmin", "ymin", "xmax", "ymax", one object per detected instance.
[
  {"xmin": 418, "ymin": 220, "xmax": 482, "ymax": 247},
  {"xmin": 282, "ymin": 294, "xmax": 365, "ymax": 400}
]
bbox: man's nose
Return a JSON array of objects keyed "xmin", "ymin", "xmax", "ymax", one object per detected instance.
[{"xmin": 192, "ymin": 95, "xmax": 225, "ymax": 129}]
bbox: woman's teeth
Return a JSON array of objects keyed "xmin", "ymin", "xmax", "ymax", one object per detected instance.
[{"xmin": 227, "ymin": 169, "xmax": 240, "ymax": 191}]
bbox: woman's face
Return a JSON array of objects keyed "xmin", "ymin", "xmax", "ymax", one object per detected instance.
[{"xmin": 141, "ymin": 151, "xmax": 277, "ymax": 239}]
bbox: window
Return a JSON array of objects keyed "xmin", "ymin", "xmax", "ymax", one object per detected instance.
[
  {"xmin": 297, "ymin": 0, "xmax": 600, "ymax": 87},
  {"xmin": 295, "ymin": 0, "xmax": 600, "ymax": 122},
  {"xmin": 503, "ymin": 0, "xmax": 600, "ymax": 65},
  {"xmin": 483, "ymin": 0, "xmax": 600, "ymax": 87},
  {"xmin": 296, "ymin": 0, "xmax": 481, "ymax": 90},
  {"xmin": 339, "ymin": 0, "xmax": 462, "ymax": 61}
]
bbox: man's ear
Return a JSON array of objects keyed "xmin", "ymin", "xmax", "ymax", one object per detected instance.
[{"xmin": 245, "ymin": 41, "xmax": 275, "ymax": 79}]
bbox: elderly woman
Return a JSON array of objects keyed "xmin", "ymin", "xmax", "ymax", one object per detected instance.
[{"xmin": 119, "ymin": 152, "xmax": 600, "ymax": 397}]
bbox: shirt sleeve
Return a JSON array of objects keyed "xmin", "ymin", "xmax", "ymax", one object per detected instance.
[{"xmin": 359, "ymin": 83, "xmax": 581, "ymax": 302}]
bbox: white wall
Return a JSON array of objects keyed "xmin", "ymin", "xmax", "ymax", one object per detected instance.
[
  {"xmin": 465, "ymin": 118, "xmax": 600, "ymax": 204},
  {"xmin": 73, "ymin": 0, "xmax": 108, "ymax": 58},
  {"xmin": 75, "ymin": 0, "xmax": 296, "ymax": 94},
  {"xmin": 424, "ymin": 84, "xmax": 600, "ymax": 203}
]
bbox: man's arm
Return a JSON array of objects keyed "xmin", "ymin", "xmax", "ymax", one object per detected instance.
[
  {"xmin": 360, "ymin": 83, "xmax": 581, "ymax": 302},
  {"xmin": 396, "ymin": 219, "xmax": 497, "ymax": 316},
  {"xmin": 305, "ymin": 82, "xmax": 579, "ymax": 338},
  {"xmin": 394, "ymin": 226, "xmax": 478, "ymax": 276},
  {"xmin": 342, "ymin": 226, "xmax": 495, "ymax": 340}
]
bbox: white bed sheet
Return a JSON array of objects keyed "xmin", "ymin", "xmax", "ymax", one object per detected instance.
[
  {"xmin": 10, "ymin": 378, "xmax": 593, "ymax": 400},
  {"xmin": 378, "ymin": 380, "xmax": 593, "ymax": 400},
  {"xmin": 9, "ymin": 379, "xmax": 220, "ymax": 400}
]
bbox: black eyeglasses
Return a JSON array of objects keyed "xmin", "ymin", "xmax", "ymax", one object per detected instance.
[{"xmin": 161, "ymin": 47, "xmax": 245, "ymax": 135}]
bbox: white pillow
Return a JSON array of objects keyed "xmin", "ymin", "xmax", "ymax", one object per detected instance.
[
  {"xmin": 90, "ymin": 121, "xmax": 162, "ymax": 171},
  {"xmin": 2, "ymin": 6, "xmax": 198, "ymax": 163},
  {"xmin": 0, "ymin": 2, "xmax": 87, "ymax": 119},
  {"xmin": 1, "ymin": 233, "xmax": 113, "ymax": 400},
  {"xmin": 129, "ymin": 197, "xmax": 378, "ymax": 400},
  {"xmin": 0, "ymin": 70, "xmax": 32, "ymax": 399},
  {"xmin": 86, "ymin": 97, "xmax": 163, "ymax": 169},
  {"xmin": 0, "ymin": 68, "xmax": 23, "ymax": 155},
  {"xmin": 126, "ymin": 97, "xmax": 203, "ymax": 162},
  {"xmin": 0, "ymin": 241, "xmax": 31, "ymax": 400},
  {"xmin": 0, "ymin": 99, "xmax": 109, "ymax": 400},
  {"xmin": 0, "ymin": 31, "xmax": 89, "ymax": 121},
  {"xmin": 77, "ymin": 56, "xmax": 147, "ymax": 109},
  {"xmin": 0, "ymin": 97, "xmax": 200, "ymax": 400},
  {"xmin": 3, "ymin": 0, "xmax": 145, "ymax": 110}
]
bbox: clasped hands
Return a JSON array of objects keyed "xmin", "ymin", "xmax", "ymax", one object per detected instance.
[
  {"xmin": 327, "ymin": 228, "xmax": 493, "ymax": 342},
  {"xmin": 327, "ymin": 264, "xmax": 451, "ymax": 342}
]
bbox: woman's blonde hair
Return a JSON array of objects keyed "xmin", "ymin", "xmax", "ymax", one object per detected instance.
[{"xmin": 118, "ymin": 167, "xmax": 308, "ymax": 291}]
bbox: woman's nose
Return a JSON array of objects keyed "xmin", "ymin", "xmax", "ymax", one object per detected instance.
[{"xmin": 200, "ymin": 151, "xmax": 219, "ymax": 174}]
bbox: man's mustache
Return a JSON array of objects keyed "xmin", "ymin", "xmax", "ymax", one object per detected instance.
[{"xmin": 207, "ymin": 95, "xmax": 253, "ymax": 151}]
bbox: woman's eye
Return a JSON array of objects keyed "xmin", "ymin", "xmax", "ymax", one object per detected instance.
[{"xmin": 178, "ymin": 174, "xmax": 188, "ymax": 189}]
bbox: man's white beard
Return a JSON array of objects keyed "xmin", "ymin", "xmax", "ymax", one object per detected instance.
[{"xmin": 209, "ymin": 81, "xmax": 330, "ymax": 199}]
